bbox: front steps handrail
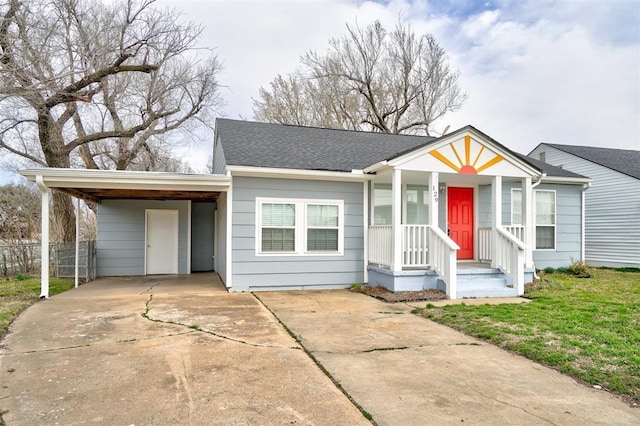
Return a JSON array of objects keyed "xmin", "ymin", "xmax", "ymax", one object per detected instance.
[
  {"xmin": 495, "ymin": 226, "xmax": 525, "ymax": 295},
  {"xmin": 427, "ymin": 225, "xmax": 460, "ymax": 299}
]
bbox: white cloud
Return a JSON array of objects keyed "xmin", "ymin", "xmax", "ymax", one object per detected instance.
[
  {"xmin": 162, "ymin": 0, "xmax": 638, "ymax": 159},
  {"xmin": 3, "ymin": 0, "xmax": 638, "ymax": 183}
]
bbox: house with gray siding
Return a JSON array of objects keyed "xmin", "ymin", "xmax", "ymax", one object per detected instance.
[
  {"xmin": 529, "ymin": 144, "xmax": 640, "ymax": 268},
  {"xmin": 21, "ymin": 119, "xmax": 590, "ymax": 299}
]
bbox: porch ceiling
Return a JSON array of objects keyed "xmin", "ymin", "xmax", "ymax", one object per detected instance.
[
  {"xmin": 56, "ymin": 187, "xmax": 221, "ymax": 202},
  {"xmin": 19, "ymin": 168, "xmax": 230, "ymax": 203}
]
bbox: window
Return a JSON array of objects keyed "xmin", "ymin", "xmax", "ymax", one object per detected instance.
[
  {"xmin": 511, "ymin": 189, "xmax": 522, "ymax": 226},
  {"xmin": 539, "ymin": 151, "xmax": 546, "ymax": 162},
  {"xmin": 510, "ymin": 189, "xmax": 556, "ymax": 250},
  {"xmin": 307, "ymin": 204, "xmax": 339, "ymax": 251},
  {"xmin": 406, "ymin": 185, "xmax": 429, "ymax": 225},
  {"xmin": 257, "ymin": 198, "xmax": 343, "ymax": 255},
  {"xmin": 373, "ymin": 183, "xmax": 391, "ymax": 225},
  {"xmin": 261, "ymin": 203, "xmax": 296, "ymax": 252},
  {"xmin": 535, "ymin": 190, "xmax": 556, "ymax": 250}
]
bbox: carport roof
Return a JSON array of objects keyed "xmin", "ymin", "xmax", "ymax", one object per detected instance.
[{"xmin": 19, "ymin": 168, "xmax": 230, "ymax": 203}]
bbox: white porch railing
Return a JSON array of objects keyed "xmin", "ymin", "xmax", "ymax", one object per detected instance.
[
  {"xmin": 495, "ymin": 227, "xmax": 526, "ymax": 295},
  {"xmin": 368, "ymin": 225, "xmax": 393, "ymax": 267},
  {"xmin": 503, "ymin": 225, "xmax": 525, "ymax": 242},
  {"xmin": 367, "ymin": 224, "xmax": 460, "ymax": 299},
  {"xmin": 478, "ymin": 227, "xmax": 492, "ymax": 261},
  {"xmin": 402, "ymin": 225, "xmax": 430, "ymax": 267},
  {"xmin": 427, "ymin": 225, "xmax": 460, "ymax": 299}
]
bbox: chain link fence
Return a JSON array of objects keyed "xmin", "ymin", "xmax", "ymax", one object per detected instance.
[{"xmin": 0, "ymin": 241, "xmax": 96, "ymax": 282}]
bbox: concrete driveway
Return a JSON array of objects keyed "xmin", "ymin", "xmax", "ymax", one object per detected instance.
[
  {"xmin": 0, "ymin": 275, "xmax": 368, "ymax": 425},
  {"xmin": 1, "ymin": 277, "xmax": 638, "ymax": 425},
  {"xmin": 256, "ymin": 290, "xmax": 640, "ymax": 425}
]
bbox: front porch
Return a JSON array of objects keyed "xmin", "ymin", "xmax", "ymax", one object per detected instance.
[
  {"xmin": 362, "ymin": 130, "xmax": 544, "ymax": 299},
  {"xmin": 367, "ymin": 223, "xmax": 532, "ymax": 299}
]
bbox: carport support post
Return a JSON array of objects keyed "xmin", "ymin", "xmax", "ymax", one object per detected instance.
[
  {"xmin": 75, "ymin": 197, "xmax": 80, "ymax": 288},
  {"xmin": 36, "ymin": 176, "xmax": 50, "ymax": 299}
]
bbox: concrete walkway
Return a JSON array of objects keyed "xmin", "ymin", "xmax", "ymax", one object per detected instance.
[
  {"xmin": 257, "ymin": 290, "xmax": 639, "ymax": 426},
  {"xmin": 0, "ymin": 275, "xmax": 367, "ymax": 425}
]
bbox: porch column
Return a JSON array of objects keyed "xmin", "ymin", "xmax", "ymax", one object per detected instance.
[
  {"xmin": 36, "ymin": 176, "xmax": 50, "ymax": 299},
  {"xmin": 392, "ymin": 168, "xmax": 403, "ymax": 271},
  {"xmin": 522, "ymin": 177, "xmax": 534, "ymax": 268},
  {"xmin": 491, "ymin": 176, "xmax": 502, "ymax": 269},
  {"xmin": 428, "ymin": 172, "xmax": 439, "ymax": 227}
]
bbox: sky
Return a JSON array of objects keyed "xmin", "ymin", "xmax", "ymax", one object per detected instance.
[{"xmin": 2, "ymin": 0, "xmax": 639, "ymax": 182}]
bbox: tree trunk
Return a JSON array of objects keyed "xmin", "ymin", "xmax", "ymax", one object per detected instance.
[{"xmin": 38, "ymin": 108, "xmax": 77, "ymax": 243}]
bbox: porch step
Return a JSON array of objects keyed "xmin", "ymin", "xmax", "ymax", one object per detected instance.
[{"xmin": 455, "ymin": 268, "xmax": 518, "ymax": 298}]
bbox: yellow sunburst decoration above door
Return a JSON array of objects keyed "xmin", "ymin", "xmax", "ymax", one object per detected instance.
[{"xmin": 429, "ymin": 136, "xmax": 503, "ymax": 175}]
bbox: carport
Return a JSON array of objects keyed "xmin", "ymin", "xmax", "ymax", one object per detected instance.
[{"xmin": 19, "ymin": 168, "xmax": 231, "ymax": 298}]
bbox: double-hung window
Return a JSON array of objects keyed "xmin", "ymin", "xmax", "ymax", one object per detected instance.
[
  {"xmin": 260, "ymin": 202, "xmax": 296, "ymax": 252},
  {"xmin": 511, "ymin": 188, "xmax": 523, "ymax": 226},
  {"xmin": 257, "ymin": 198, "xmax": 343, "ymax": 255},
  {"xmin": 534, "ymin": 190, "xmax": 556, "ymax": 250},
  {"xmin": 510, "ymin": 188, "xmax": 556, "ymax": 250},
  {"xmin": 306, "ymin": 204, "xmax": 339, "ymax": 251}
]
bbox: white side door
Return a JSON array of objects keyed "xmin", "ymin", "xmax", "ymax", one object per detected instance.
[{"xmin": 146, "ymin": 209, "xmax": 179, "ymax": 274}]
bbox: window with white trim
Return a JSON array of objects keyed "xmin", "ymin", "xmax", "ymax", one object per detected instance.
[
  {"xmin": 306, "ymin": 204, "xmax": 339, "ymax": 251},
  {"xmin": 511, "ymin": 189, "xmax": 556, "ymax": 250},
  {"xmin": 534, "ymin": 190, "xmax": 556, "ymax": 250},
  {"xmin": 511, "ymin": 188, "xmax": 522, "ymax": 226},
  {"xmin": 260, "ymin": 202, "xmax": 296, "ymax": 252},
  {"xmin": 257, "ymin": 198, "xmax": 344, "ymax": 255}
]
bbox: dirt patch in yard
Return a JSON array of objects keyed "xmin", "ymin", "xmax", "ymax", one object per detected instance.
[{"xmin": 351, "ymin": 286, "xmax": 447, "ymax": 303}]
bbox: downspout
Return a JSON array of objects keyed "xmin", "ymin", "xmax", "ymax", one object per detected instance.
[
  {"xmin": 581, "ymin": 182, "xmax": 591, "ymax": 262},
  {"xmin": 35, "ymin": 176, "xmax": 50, "ymax": 299},
  {"xmin": 532, "ymin": 172, "xmax": 546, "ymax": 189},
  {"xmin": 530, "ymin": 173, "xmax": 546, "ymax": 280}
]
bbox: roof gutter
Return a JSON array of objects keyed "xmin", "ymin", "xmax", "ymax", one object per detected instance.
[
  {"xmin": 362, "ymin": 160, "xmax": 388, "ymax": 174},
  {"xmin": 538, "ymin": 175, "xmax": 592, "ymax": 185},
  {"xmin": 226, "ymin": 165, "xmax": 372, "ymax": 181}
]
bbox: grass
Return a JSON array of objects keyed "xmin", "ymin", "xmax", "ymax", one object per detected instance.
[
  {"xmin": 0, "ymin": 276, "xmax": 75, "ymax": 339},
  {"xmin": 414, "ymin": 268, "xmax": 640, "ymax": 403}
]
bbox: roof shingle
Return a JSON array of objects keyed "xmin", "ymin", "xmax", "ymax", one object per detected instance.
[
  {"xmin": 215, "ymin": 119, "xmax": 587, "ymax": 180},
  {"xmin": 216, "ymin": 118, "xmax": 432, "ymax": 172},
  {"xmin": 536, "ymin": 143, "xmax": 640, "ymax": 180}
]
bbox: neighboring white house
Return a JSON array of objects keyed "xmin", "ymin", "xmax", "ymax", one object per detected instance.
[
  {"xmin": 529, "ymin": 143, "xmax": 640, "ymax": 268},
  {"xmin": 22, "ymin": 119, "xmax": 592, "ymax": 300}
]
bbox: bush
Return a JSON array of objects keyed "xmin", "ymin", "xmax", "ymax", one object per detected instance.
[
  {"xmin": 567, "ymin": 260, "xmax": 592, "ymax": 278},
  {"xmin": 543, "ymin": 267, "xmax": 555, "ymax": 274}
]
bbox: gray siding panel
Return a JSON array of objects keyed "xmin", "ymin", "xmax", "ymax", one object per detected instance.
[
  {"xmin": 216, "ymin": 192, "xmax": 229, "ymax": 285},
  {"xmin": 231, "ymin": 176, "xmax": 364, "ymax": 291},
  {"xmin": 212, "ymin": 136, "xmax": 227, "ymax": 174},
  {"xmin": 532, "ymin": 183, "xmax": 583, "ymax": 269},
  {"xmin": 484, "ymin": 181, "xmax": 583, "ymax": 268},
  {"xmin": 96, "ymin": 200, "xmax": 189, "ymax": 276},
  {"xmin": 191, "ymin": 202, "xmax": 216, "ymax": 272},
  {"xmin": 531, "ymin": 145, "xmax": 640, "ymax": 267}
]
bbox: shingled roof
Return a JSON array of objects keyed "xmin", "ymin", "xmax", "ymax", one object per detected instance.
[
  {"xmin": 215, "ymin": 119, "xmax": 586, "ymax": 179},
  {"xmin": 536, "ymin": 143, "xmax": 640, "ymax": 180},
  {"xmin": 215, "ymin": 118, "xmax": 433, "ymax": 172},
  {"xmin": 514, "ymin": 153, "xmax": 587, "ymax": 179}
]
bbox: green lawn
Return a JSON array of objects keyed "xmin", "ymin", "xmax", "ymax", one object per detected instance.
[
  {"xmin": 415, "ymin": 268, "xmax": 640, "ymax": 402},
  {"xmin": 0, "ymin": 276, "xmax": 75, "ymax": 338}
]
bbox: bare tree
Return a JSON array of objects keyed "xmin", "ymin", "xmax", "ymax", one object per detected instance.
[
  {"xmin": 0, "ymin": 183, "xmax": 41, "ymax": 274},
  {"xmin": 254, "ymin": 20, "xmax": 466, "ymax": 135},
  {"xmin": 0, "ymin": 0, "xmax": 223, "ymax": 241}
]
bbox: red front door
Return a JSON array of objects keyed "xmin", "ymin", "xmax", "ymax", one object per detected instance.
[{"xmin": 448, "ymin": 187, "xmax": 474, "ymax": 260}]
